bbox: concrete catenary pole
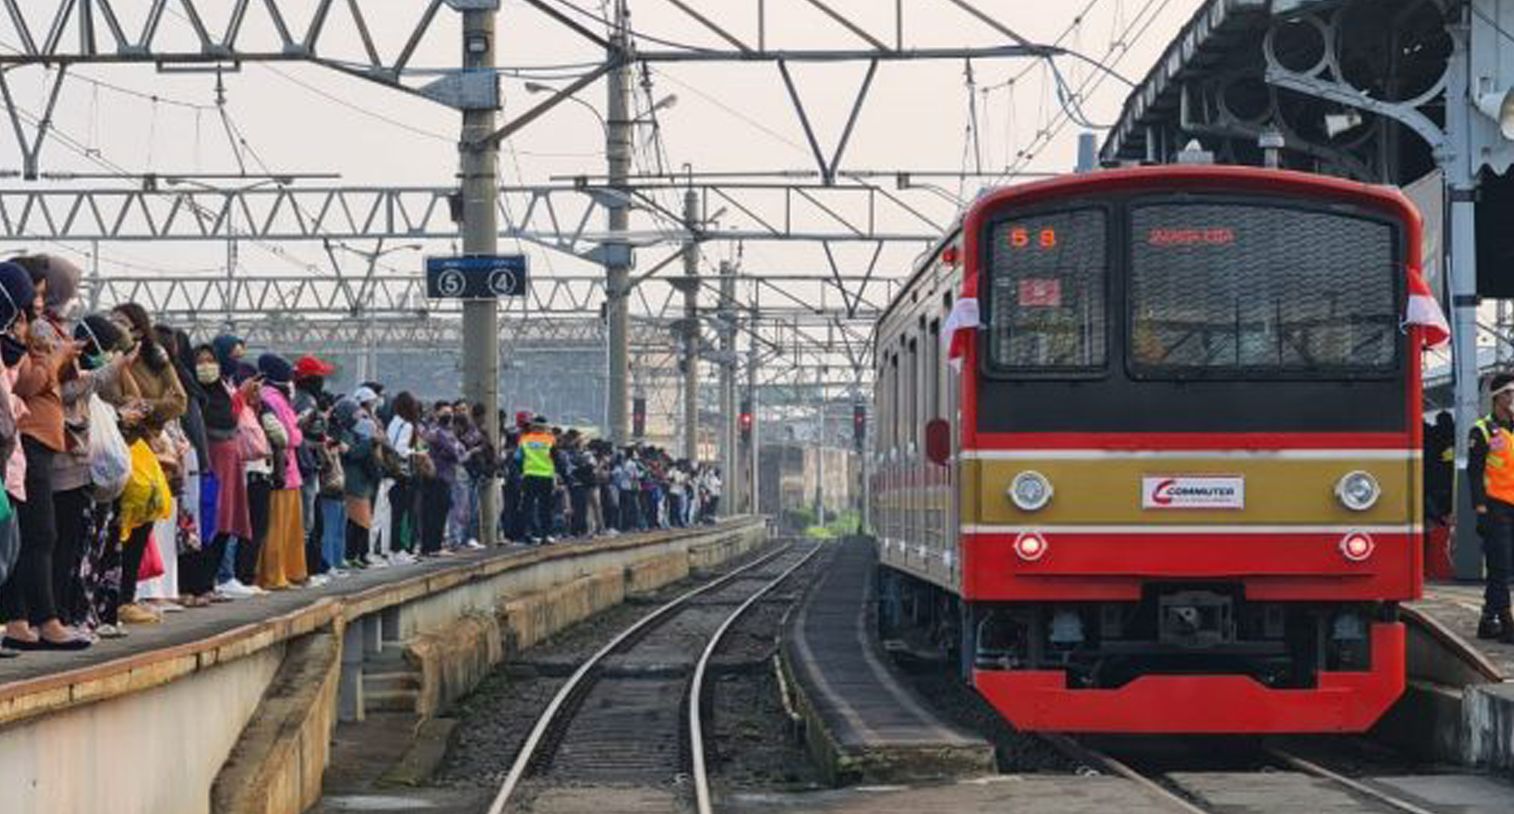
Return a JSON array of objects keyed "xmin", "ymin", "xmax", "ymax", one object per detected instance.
[
  {"xmin": 460, "ymin": 4, "xmax": 501, "ymax": 546},
  {"xmin": 681, "ymin": 187, "xmax": 700, "ymax": 461},
  {"xmin": 747, "ymin": 304, "xmax": 760, "ymax": 515},
  {"xmin": 717, "ymin": 260, "xmax": 736, "ymax": 516},
  {"xmin": 605, "ymin": 2, "xmax": 633, "ymax": 444}
]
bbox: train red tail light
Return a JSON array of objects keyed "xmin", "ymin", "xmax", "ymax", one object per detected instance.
[
  {"xmin": 1014, "ymin": 532, "xmax": 1048, "ymax": 562},
  {"xmin": 1339, "ymin": 533, "xmax": 1375, "ymax": 563}
]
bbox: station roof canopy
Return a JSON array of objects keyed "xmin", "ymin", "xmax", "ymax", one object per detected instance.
[
  {"xmin": 1101, "ymin": 0, "xmax": 1275, "ymax": 165},
  {"xmin": 1098, "ymin": 0, "xmax": 1444, "ymax": 185}
]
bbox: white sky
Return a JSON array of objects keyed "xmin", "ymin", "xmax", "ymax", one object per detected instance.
[{"xmin": 0, "ymin": 0, "xmax": 1206, "ymax": 292}]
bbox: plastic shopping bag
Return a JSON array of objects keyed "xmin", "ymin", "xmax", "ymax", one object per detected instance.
[
  {"xmin": 88, "ymin": 394, "xmax": 131, "ymax": 501},
  {"xmin": 120, "ymin": 439, "xmax": 172, "ymax": 541},
  {"xmin": 138, "ymin": 530, "xmax": 165, "ymax": 581}
]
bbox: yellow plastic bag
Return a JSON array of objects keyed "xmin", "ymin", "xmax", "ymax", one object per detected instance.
[{"xmin": 120, "ymin": 439, "xmax": 172, "ymax": 541}]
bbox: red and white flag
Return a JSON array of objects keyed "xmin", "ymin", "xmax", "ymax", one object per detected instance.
[
  {"xmin": 1406, "ymin": 266, "xmax": 1450, "ymax": 349},
  {"xmin": 942, "ymin": 264, "xmax": 981, "ymax": 371}
]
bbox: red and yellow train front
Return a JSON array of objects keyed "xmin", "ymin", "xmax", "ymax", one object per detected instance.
[{"xmin": 958, "ymin": 168, "xmax": 1422, "ymax": 734}]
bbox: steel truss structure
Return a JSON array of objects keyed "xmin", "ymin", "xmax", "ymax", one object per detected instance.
[{"xmin": 0, "ymin": 0, "xmax": 1087, "ymax": 438}]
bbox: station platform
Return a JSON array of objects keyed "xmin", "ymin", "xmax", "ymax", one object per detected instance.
[
  {"xmin": 782, "ymin": 536, "xmax": 994, "ymax": 785},
  {"xmin": 0, "ymin": 518, "xmax": 766, "ymax": 814},
  {"xmin": 1411, "ymin": 582, "xmax": 1514, "ymax": 678},
  {"xmin": 1386, "ymin": 581, "xmax": 1514, "ymax": 775},
  {"xmin": 0, "ymin": 544, "xmax": 515, "ymax": 693}
]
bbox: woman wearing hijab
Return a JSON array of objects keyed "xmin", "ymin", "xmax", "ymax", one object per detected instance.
[
  {"xmin": 164, "ymin": 329, "xmax": 214, "ymax": 606},
  {"xmin": 253, "ymin": 354, "xmax": 306, "ymax": 589},
  {"xmin": 106, "ymin": 303, "xmax": 186, "ymax": 625},
  {"xmin": 205, "ymin": 335, "xmax": 258, "ymax": 598},
  {"xmin": 0, "ymin": 263, "xmax": 36, "ymax": 657},
  {"xmin": 0, "ymin": 260, "xmax": 92, "ymax": 650},
  {"xmin": 337, "ymin": 392, "xmax": 381, "ymax": 569},
  {"xmin": 55, "ymin": 314, "xmax": 138, "ymax": 636}
]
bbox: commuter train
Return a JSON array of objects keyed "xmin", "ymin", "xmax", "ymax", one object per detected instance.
[{"xmin": 871, "ymin": 165, "xmax": 1424, "ymax": 733}]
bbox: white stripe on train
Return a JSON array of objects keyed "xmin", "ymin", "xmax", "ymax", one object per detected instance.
[
  {"xmin": 959, "ymin": 449, "xmax": 1420, "ymax": 461},
  {"xmin": 960, "ymin": 524, "xmax": 1421, "ymax": 535}
]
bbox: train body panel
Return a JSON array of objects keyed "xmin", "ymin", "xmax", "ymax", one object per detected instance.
[{"xmin": 871, "ymin": 165, "xmax": 1426, "ymax": 733}]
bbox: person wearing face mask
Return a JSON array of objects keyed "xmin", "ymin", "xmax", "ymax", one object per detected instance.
[
  {"xmin": 186, "ymin": 344, "xmax": 230, "ymax": 601},
  {"xmin": 205, "ymin": 335, "xmax": 257, "ymax": 598},
  {"xmin": 422, "ymin": 403, "xmax": 463, "ymax": 555},
  {"xmin": 136, "ymin": 325, "xmax": 211, "ymax": 608},
  {"xmin": 104, "ymin": 303, "xmax": 186, "ymax": 625},
  {"xmin": 0, "ymin": 260, "xmax": 94, "ymax": 651},
  {"xmin": 52, "ymin": 314, "xmax": 137, "ymax": 636}
]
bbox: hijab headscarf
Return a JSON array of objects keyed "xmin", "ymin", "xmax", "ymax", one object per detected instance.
[
  {"xmin": 34, "ymin": 254, "xmax": 80, "ymax": 314},
  {"xmin": 211, "ymin": 334, "xmax": 245, "ymax": 379}
]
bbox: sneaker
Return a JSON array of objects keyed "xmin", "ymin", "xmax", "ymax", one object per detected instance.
[
  {"xmin": 544, "ymin": 536, "xmax": 558, "ymax": 545},
  {"xmin": 466, "ymin": 539, "xmax": 484, "ymax": 549},
  {"xmin": 95, "ymin": 623, "xmax": 128, "ymax": 639},
  {"xmin": 388, "ymin": 551, "xmax": 416, "ymax": 565},
  {"xmin": 118, "ymin": 604, "xmax": 161, "ymax": 625},
  {"xmin": 308, "ymin": 574, "xmax": 331, "ymax": 587},
  {"xmin": 367, "ymin": 553, "xmax": 391, "ymax": 568},
  {"xmin": 217, "ymin": 579, "xmax": 257, "ymax": 598}
]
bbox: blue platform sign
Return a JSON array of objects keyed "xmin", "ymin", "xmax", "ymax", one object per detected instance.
[{"xmin": 425, "ymin": 255, "xmax": 529, "ymax": 299}]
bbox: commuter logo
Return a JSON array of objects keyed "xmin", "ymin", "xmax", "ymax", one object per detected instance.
[{"xmin": 1142, "ymin": 476, "xmax": 1245, "ymax": 510}]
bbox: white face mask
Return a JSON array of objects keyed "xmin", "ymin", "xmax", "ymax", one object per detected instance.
[{"xmin": 196, "ymin": 362, "xmax": 220, "ymax": 384}]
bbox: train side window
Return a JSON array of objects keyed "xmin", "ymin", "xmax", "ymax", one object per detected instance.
[
  {"xmin": 906, "ymin": 336, "xmax": 919, "ymax": 453},
  {"xmin": 890, "ymin": 351, "xmax": 901, "ymax": 453},
  {"xmin": 928, "ymin": 319, "xmax": 941, "ymax": 419},
  {"xmin": 985, "ymin": 207, "xmax": 1108, "ymax": 372}
]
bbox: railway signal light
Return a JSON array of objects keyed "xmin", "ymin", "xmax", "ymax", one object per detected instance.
[
  {"xmin": 852, "ymin": 404, "xmax": 866, "ymax": 451},
  {"xmin": 739, "ymin": 400, "xmax": 753, "ymax": 444}
]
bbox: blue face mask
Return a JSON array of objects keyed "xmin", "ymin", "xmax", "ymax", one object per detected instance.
[{"xmin": 84, "ymin": 352, "xmax": 109, "ymax": 371}]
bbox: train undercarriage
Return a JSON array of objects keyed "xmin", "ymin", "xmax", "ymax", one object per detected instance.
[{"xmin": 879, "ymin": 563, "xmax": 1406, "ymax": 733}]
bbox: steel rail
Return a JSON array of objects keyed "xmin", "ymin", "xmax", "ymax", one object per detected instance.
[
  {"xmin": 485, "ymin": 541, "xmax": 797, "ymax": 814},
  {"xmin": 1037, "ymin": 734, "xmax": 1211, "ymax": 814},
  {"xmin": 1266, "ymin": 748, "xmax": 1439, "ymax": 814},
  {"xmin": 689, "ymin": 543, "xmax": 823, "ymax": 814}
]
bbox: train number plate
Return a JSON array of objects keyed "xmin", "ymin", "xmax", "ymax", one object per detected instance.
[{"xmin": 1141, "ymin": 476, "xmax": 1245, "ymax": 510}]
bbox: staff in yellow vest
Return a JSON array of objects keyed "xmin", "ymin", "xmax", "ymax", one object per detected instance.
[
  {"xmin": 1469, "ymin": 373, "xmax": 1514, "ymax": 642},
  {"xmin": 515, "ymin": 415, "xmax": 557, "ymax": 546}
]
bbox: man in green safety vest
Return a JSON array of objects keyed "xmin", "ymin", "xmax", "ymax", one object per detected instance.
[{"xmin": 516, "ymin": 415, "xmax": 557, "ymax": 545}]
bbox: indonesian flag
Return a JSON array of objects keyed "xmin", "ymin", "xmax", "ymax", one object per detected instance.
[
  {"xmin": 1406, "ymin": 266, "xmax": 1450, "ymax": 349},
  {"xmin": 942, "ymin": 273, "xmax": 980, "ymax": 371}
]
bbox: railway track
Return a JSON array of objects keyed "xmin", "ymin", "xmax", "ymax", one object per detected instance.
[
  {"xmin": 1039, "ymin": 734, "xmax": 1444, "ymax": 814},
  {"xmin": 485, "ymin": 539, "xmax": 823, "ymax": 814}
]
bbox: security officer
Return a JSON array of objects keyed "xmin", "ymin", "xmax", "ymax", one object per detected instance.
[
  {"xmin": 515, "ymin": 415, "xmax": 557, "ymax": 546},
  {"xmin": 1469, "ymin": 373, "xmax": 1514, "ymax": 642}
]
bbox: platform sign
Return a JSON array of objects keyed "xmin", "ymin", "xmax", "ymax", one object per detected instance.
[{"xmin": 425, "ymin": 255, "xmax": 529, "ymax": 300}]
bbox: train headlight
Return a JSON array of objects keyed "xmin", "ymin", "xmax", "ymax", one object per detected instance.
[
  {"xmin": 1009, "ymin": 471, "xmax": 1054, "ymax": 511},
  {"xmin": 1339, "ymin": 532, "xmax": 1375, "ymax": 562},
  {"xmin": 1335, "ymin": 471, "xmax": 1381, "ymax": 512},
  {"xmin": 1014, "ymin": 532, "xmax": 1049, "ymax": 562}
]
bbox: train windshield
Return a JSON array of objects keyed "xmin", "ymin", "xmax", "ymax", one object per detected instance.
[
  {"xmin": 986, "ymin": 208, "xmax": 1108, "ymax": 370},
  {"xmin": 1128, "ymin": 202, "xmax": 1399, "ymax": 377}
]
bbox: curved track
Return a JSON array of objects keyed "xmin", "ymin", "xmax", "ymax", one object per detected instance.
[{"xmin": 486, "ymin": 540, "xmax": 822, "ymax": 814}]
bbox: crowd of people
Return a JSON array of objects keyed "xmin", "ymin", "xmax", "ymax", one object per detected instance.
[{"xmin": 0, "ymin": 254, "xmax": 723, "ymax": 658}]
